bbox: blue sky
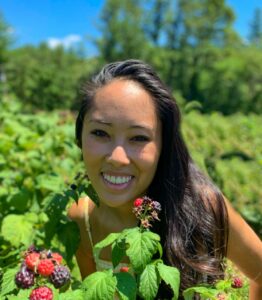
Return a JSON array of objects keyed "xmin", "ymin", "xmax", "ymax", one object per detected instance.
[{"xmin": 1, "ymin": 0, "xmax": 261, "ymax": 56}]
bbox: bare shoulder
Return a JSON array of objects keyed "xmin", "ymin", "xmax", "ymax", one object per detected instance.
[
  {"xmin": 67, "ymin": 196, "xmax": 96, "ymax": 224},
  {"xmin": 224, "ymin": 197, "xmax": 262, "ymax": 284},
  {"xmin": 196, "ymin": 184, "xmax": 262, "ymax": 284}
]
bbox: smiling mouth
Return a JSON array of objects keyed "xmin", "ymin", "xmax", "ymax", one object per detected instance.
[{"xmin": 101, "ymin": 173, "xmax": 133, "ymax": 185}]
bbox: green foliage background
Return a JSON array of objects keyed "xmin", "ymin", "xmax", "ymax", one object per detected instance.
[
  {"xmin": 0, "ymin": 1, "xmax": 261, "ymax": 298},
  {"xmin": 0, "ymin": 98, "xmax": 258, "ymax": 299}
]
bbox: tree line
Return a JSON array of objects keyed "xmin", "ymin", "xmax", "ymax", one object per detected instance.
[{"xmin": 0, "ymin": 0, "xmax": 261, "ymax": 114}]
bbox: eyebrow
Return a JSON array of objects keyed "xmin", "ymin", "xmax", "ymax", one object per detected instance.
[{"xmin": 88, "ymin": 118, "xmax": 153, "ymax": 131}]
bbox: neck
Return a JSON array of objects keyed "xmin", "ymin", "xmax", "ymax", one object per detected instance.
[{"xmin": 97, "ymin": 202, "xmax": 138, "ymax": 232}]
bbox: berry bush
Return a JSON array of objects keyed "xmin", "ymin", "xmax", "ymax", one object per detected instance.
[{"xmin": 1, "ymin": 99, "xmax": 258, "ymax": 298}]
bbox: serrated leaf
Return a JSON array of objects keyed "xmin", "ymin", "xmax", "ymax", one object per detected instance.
[
  {"xmin": 8, "ymin": 189, "xmax": 31, "ymax": 211},
  {"xmin": 157, "ymin": 242, "xmax": 163, "ymax": 258},
  {"xmin": 58, "ymin": 289, "xmax": 84, "ymax": 300},
  {"xmin": 157, "ymin": 263, "xmax": 180, "ymax": 300},
  {"xmin": 115, "ymin": 272, "xmax": 137, "ymax": 300},
  {"xmin": 82, "ymin": 270, "xmax": 117, "ymax": 300},
  {"xmin": 0, "ymin": 266, "xmax": 19, "ymax": 296},
  {"xmin": 183, "ymin": 286, "xmax": 218, "ymax": 300},
  {"xmin": 6, "ymin": 295, "xmax": 25, "ymax": 300},
  {"xmin": 125, "ymin": 229, "xmax": 160, "ymax": 272},
  {"xmin": 138, "ymin": 264, "xmax": 159, "ymax": 300},
  {"xmin": 57, "ymin": 221, "xmax": 80, "ymax": 262},
  {"xmin": 215, "ymin": 279, "xmax": 231, "ymax": 290},
  {"xmin": 44, "ymin": 193, "xmax": 70, "ymax": 241},
  {"xmin": 16, "ymin": 288, "xmax": 31, "ymax": 299},
  {"xmin": 112, "ymin": 240, "xmax": 126, "ymax": 268},
  {"xmin": 36, "ymin": 173, "xmax": 64, "ymax": 192},
  {"xmin": 1, "ymin": 214, "xmax": 35, "ymax": 247},
  {"xmin": 93, "ymin": 233, "xmax": 120, "ymax": 262}
]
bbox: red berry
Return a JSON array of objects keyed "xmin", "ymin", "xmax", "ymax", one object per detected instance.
[
  {"xmin": 37, "ymin": 259, "xmax": 55, "ymax": 276},
  {"xmin": 25, "ymin": 253, "xmax": 40, "ymax": 270},
  {"xmin": 120, "ymin": 266, "xmax": 129, "ymax": 272},
  {"xmin": 134, "ymin": 198, "xmax": 143, "ymax": 207},
  {"xmin": 51, "ymin": 253, "xmax": 63, "ymax": 264},
  {"xmin": 30, "ymin": 286, "xmax": 53, "ymax": 300},
  {"xmin": 231, "ymin": 277, "xmax": 243, "ymax": 288}
]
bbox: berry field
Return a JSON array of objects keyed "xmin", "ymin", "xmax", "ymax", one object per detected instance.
[{"xmin": 0, "ymin": 98, "xmax": 261, "ymax": 299}]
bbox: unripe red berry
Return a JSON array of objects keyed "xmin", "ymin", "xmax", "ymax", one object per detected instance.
[
  {"xmin": 120, "ymin": 266, "xmax": 129, "ymax": 272},
  {"xmin": 134, "ymin": 198, "xmax": 143, "ymax": 207},
  {"xmin": 30, "ymin": 286, "xmax": 53, "ymax": 300},
  {"xmin": 51, "ymin": 253, "xmax": 63, "ymax": 264},
  {"xmin": 231, "ymin": 277, "xmax": 243, "ymax": 288},
  {"xmin": 37, "ymin": 259, "xmax": 55, "ymax": 276},
  {"xmin": 25, "ymin": 252, "xmax": 40, "ymax": 270}
]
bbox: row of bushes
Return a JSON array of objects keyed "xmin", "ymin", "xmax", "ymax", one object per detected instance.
[{"xmin": 0, "ymin": 99, "xmax": 261, "ymax": 295}]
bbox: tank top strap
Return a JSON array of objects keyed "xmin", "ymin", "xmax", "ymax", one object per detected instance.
[{"xmin": 83, "ymin": 196, "xmax": 94, "ymax": 249}]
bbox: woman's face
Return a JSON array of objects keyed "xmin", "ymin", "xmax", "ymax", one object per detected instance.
[{"xmin": 81, "ymin": 79, "xmax": 162, "ymax": 210}]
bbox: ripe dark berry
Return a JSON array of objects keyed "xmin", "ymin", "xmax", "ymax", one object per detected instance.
[
  {"xmin": 25, "ymin": 252, "xmax": 40, "ymax": 270},
  {"xmin": 30, "ymin": 286, "xmax": 53, "ymax": 300},
  {"xmin": 50, "ymin": 265, "xmax": 71, "ymax": 288},
  {"xmin": 15, "ymin": 266, "xmax": 35, "ymax": 289},
  {"xmin": 134, "ymin": 198, "xmax": 143, "ymax": 207},
  {"xmin": 70, "ymin": 184, "xmax": 77, "ymax": 190},
  {"xmin": 37, "ymin": 259, "xmax": 54, "ymax": 276},
  {"xmin": 231, "ymin": 277, "xmax": 243, "ymax": 288},
  {"xmin": 120, "ymin": 266, "xmax": 129, "ymax": 272}
]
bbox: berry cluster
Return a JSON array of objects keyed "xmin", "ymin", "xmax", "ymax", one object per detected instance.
[
  {"xmin": 15, "ymin": 245, "xmax": 71, "ymax": 300},
  {"xmin": 133, "ymin": 196, "xmax": 161, "ymax": 229}
]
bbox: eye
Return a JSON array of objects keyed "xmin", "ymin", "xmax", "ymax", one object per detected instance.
[
  {"xmin": 131, "ymin": 135, "xmax": 150, "ymax": 142},
  {"xmin": 90, "ymin": 129, "xmax": 109, "ymax": 138}
]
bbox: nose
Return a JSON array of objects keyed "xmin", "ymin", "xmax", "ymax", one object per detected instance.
[{"xmin": 106, "ymin": 145, "xmax": 130, "ymax": 167}]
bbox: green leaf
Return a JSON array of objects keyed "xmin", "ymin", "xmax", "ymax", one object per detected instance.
[
  {"xmin": 82, "ymin": 270, "xmax": 117, "ymax": 300},
  {"xmin": 44, "ymin": 193, "xmax": 70, "ymax": 242},
  {"xmin": 93, "ymin": 233, "xmax": 120, "ymax": 262},
  {"xmin": 0, "ymin": 266, "xmax": 20, "ymax": 296},
  {"xmin": 8, "ymin": 189, "xmax": 31, "ymax": 211},
  {"xmin": 58, "ymin": 289, "xmax": 84, "ymax": 300},
  {"xmin": 183, "ymin": 286, "xmax": 218, "ymax": 300},
  {"xmin": 125, "ymin": 229, "xmax": 160, "ymax": 272},
  {"xmin": 1, "ymin": 214, "xmax": 35, "ymax": 247},
  {"xmin": 57, "ymin": 221, "xmax": 80, "ymax": 262},
  {"xmin": 6, "ymin": 295, "xmax": 27, "ymax": 300},
  {"xmin": 36, "ymin": 173, "xmax": 64, "ymax": 192},
  {"xmin": 215, "ymin": 279, "xmax": 231, "ymax": 291},
  {"xmin": 138, "ymin": 264, "xmax": 159, "ymax": 300},
  {"xmin": 115, "ymin": 272, "xmax": 137, "ymax": 300},
  {"xmin": 111, "ymin": 240, "xmax": 126, "ymax": 268},
  {"xmin": 157, "ymin": 242, "xmax": 163, "ymax": 258},
  {"xmin": 226, "ymin": 294, "xmax": 239, "ymax": 300},
  {"xmin": 157, "ymin": 263, "xmax": 180, "ymax": 300},
  {"xmin": 16, "ymin": 288, "xmax": 31, "ymax": 299}
]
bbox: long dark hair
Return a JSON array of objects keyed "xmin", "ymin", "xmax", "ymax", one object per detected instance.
[{"xmin": 75, "ymin": 60, "xmax": 228, "ymax": 298}]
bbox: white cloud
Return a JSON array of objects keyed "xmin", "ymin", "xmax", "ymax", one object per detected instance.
[{"xmin": 47, "ymin": 34, "xmax": 82, "ymax": 49}]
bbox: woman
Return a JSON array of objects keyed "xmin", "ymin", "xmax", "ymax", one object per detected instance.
[{"xmin": 68, "ymin": 59, "xmax": 262, "ymax": 299}]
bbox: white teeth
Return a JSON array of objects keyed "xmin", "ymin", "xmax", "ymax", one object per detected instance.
[{"xmin": 103, "ymin": 173, "xmax": 132, "ymax": 184}]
